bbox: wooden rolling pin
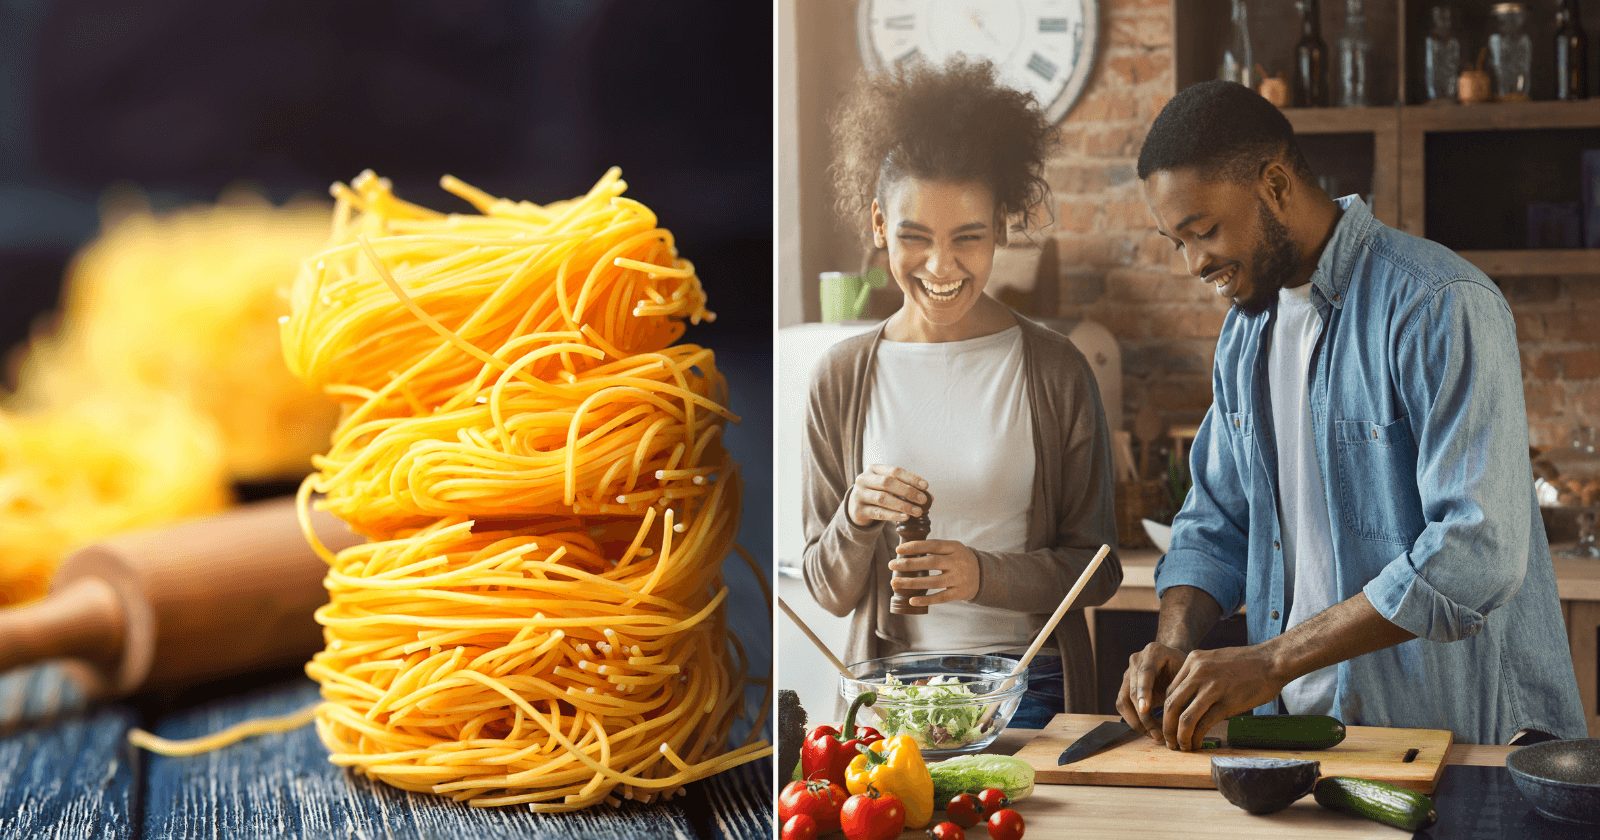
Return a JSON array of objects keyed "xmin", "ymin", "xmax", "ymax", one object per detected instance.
[{"xmin": 0, "ymin": 497, "xmax": 360, "ymax": 698}]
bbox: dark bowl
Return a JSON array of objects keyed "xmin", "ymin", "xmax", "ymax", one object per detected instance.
[{"xmin": 1506, "ymin": 739, "xmax": 1600, "ymax": 825}]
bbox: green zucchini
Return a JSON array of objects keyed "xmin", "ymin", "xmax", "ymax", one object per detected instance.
[
  {"xmin": 1226, "ymin": 714, "xmax": 1347, "ymax": 750},
  {"xmin": 1313, "ymin": 776, "xmax": 1437, "ymax": 831}
]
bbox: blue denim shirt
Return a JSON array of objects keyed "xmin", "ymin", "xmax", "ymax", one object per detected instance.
[{"xmin": 1156, "ymin": 196, "xmax": 1585, "ymax": 745}]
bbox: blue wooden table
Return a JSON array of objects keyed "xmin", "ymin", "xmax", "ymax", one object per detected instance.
[{"xmin": 0, "ymin": 336, "xmax": 774, "ymax": 839}]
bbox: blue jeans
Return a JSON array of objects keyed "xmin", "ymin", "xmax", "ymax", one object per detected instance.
[{"xmin": 1006, "ymin": 655, "xmax": 1064, "ymax": 730}]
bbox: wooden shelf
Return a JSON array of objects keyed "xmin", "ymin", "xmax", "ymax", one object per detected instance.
[
  {"xmin": 1402, "ymin": 99, "xmax": 1600, "ymax": 133},
  {"xmin": 1282, "ymin": 106, "xmax": 1397, "ymax": 135},
  {"xmin": 1460, "ymin": 250, "xmax": 1600, "ymax": 277},
  {"xmin": 1276, "ymin": 100, "xmax": 1600, "ymax": 134}
]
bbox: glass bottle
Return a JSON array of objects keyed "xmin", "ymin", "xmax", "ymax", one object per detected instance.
[
  {"xmin": 1488, "ymin": 2, "xmax": 1532, "ymax": 101},
  {"xmin": 1423, "ymin": 4, "xmax": 1462, "ymax": 104},
  {"xmin": 1294, "ymin": 0, "xmax": 1329, "ymax": 106},
  {"xmin": 1556, "ymin": 0, "xmax": 1589, "ymax": 101},
  {"xmin": 1337, "ymin": 0, "xmax": 1373, "ymax": 106},
  {"xmin": 1218, "ymin": 0, "xmax": 1255, "ymax": 88}
]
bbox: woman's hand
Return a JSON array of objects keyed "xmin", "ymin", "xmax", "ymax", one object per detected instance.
[
  {"xmin": 846, "ymin": 464, "xmax": 929, "ymax": 528},
  {"xmin": 888, "ymin": 540, "xmax": 979, "ymax": 606}
]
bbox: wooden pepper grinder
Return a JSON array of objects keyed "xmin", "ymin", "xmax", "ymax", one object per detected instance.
[{"xmin": 890, "ymin": 491, "xmax": 933, "ymax": 616}]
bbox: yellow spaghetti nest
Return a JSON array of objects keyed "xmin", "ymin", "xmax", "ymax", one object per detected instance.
[
  {"xmin": 281, "ymin": 168, "xmax": 768, "ymax": 810},
  {"xmin": 13, "ymin": 192, "xmax": 339, "ymax": 480},
  {"xmin": 0, "ymin": 398, "xmax": 231, "ymax": 605}
]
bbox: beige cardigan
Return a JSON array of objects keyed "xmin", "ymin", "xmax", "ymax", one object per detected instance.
[{"xmin": 800, "ymin": 314, "xmax": 1123, "ymax": 714}]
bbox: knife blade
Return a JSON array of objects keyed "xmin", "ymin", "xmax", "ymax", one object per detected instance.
[
  {"xmin": 1058, "ymin": 707, "xmax": 1166, "ymax": 765},
  {"xmin": 1057, "ymin": 720, "xmax": 1145, "ymax": 765}
]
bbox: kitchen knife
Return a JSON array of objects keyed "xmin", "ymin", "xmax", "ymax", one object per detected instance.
[{"xmin": 1057, "ymin": 707, "xmax": 1184, "ymax": 765}]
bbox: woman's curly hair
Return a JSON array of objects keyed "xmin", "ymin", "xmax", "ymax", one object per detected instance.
[{"xmin": 830, "ymin": 57, "xmax": 1057, "ymax": 239}]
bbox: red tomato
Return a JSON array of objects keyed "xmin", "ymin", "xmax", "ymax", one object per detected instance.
[
  {"xmin": 926, "ymin": 820, "xmax": 966, "ymax": 840},
  {"xmin": 945, "ymin": 793, "xmax": 982, "ymax": 828},
  {"xmin": 987, "ymin": 808, "xmax": 1026, "ymax": 840},
  {"xmin": 781, "ymin": 814, "xmax": 818, "ymax": 840},
  {"xmin": 778, "ymin": 779, "xmax": 847, "ymax": 833},
  {"xmin": 976, "ymin": 787, "xmax": 1011, "ymax": 814},
  {"xmin": 840, "ymin": 787, "xmax": 906, "ymax": 840}
]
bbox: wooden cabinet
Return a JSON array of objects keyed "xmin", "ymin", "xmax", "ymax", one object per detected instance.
[{"xmin": 1172, "ymin": 0, "xmax": 1600, "ymax": 277}]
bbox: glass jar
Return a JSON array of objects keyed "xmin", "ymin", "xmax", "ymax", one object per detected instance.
[
  {"xmin": 1424, "ymin": 5, "xmax": 1462, "ymax": 103},
  {"xmin": 1488, "ymin": 2, "xmax": 1532, "ymax": 101},
  {"xmin": 1337, "ymin": 0, "xmax": 1373, "ymax": 106},
  {"xmin": 1218, "ymin": 0, "xmax": 1254, "ymax": 88}
]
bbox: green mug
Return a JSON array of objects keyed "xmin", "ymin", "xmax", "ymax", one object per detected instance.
[{"xmin": 819, "ymin": 269, "xmax": 886, "ymax": 322}]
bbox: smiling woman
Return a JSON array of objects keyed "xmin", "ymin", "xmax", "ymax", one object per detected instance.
[{"xmin": 799, "ymin": 57, "xmax": 1123, "ymax": 729}]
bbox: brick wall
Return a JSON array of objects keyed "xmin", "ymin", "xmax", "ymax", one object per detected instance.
[
  {"xmin": 1506, "ymin": 278, "xmax": 1600, "ymax": 451},
  {"xmin": 1049, "ymin": 0, "xmax": 1600, "ymax": 454},
  {"xmin": 1050, "ymin": 0, "xmax": 1218, "ymax": 435}
]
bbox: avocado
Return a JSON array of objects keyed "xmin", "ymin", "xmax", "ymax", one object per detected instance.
[{"xmin": 1210, "ymin": 756, "xmax": 1321, "ymax": 815}]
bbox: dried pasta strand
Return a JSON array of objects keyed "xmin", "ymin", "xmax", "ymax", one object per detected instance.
[{"xmin": 127, "ymin": 705, "xmax": 320, "ymax": 757}]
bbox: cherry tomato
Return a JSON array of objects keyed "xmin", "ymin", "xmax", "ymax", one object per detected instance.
[
  {"xmin": 987, "ymin": 807, "xmax": 1026, "ymax": 840},
  {"xmin": 976, "ymin": 787, "xmax": 1011, "ymax": 814},
  {"xmin": 926, "ymin": 820, "xmax": 966, "ymax": 840},
  {"xmin": 840, "ymin": 786, "xmax": 906, "ymax": 840},
  {"xmin": 945, "ymin": 793, "xmax": 982, "ymax": 828},
  {"xmin": 782, "ymin": 814, "xmax": 818, "ymax": 840},
  {"xmin": 778, "ymin": 779, "xmax": 847, "ymax": 833}
]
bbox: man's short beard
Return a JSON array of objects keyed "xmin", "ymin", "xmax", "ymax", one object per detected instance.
[{"xmin": 1233, "ymin": 200, "xmax": 1300, "ymax": 315}]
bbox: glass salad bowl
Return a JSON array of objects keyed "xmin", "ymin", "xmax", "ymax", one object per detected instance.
[{"xmin": 839, "ymin": 653, "xmax": 1026, "ymax": 757}]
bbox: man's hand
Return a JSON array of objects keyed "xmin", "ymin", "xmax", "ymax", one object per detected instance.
[
  {"xmin": 888, "ymin": 540, "xmax": 978, "ymax": 606},
  {"xmin": 1116, "ymin": 643, "xmax": 1187, "ymax": 739},
  {"xmin": 1160, "ymin": 645, "xmax": 1289, "ymax": 751},
  {"xmin": 1117, "ymin": 585, "xmax": 1223, "ymax": 741}
]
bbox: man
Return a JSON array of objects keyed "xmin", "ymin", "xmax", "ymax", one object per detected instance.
[{"xmin": 1117, "ymin": 80, "xmax": 1584, "ymax": 749}]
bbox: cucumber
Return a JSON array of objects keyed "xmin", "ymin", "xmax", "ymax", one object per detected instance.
[
  {"xmin": 1226, "ymin": 714, "xmax": 1347, "ymax": 750},
  {"xmin": 1313, "ymin": 776, "xmax": 1437, "ymax": 831}
]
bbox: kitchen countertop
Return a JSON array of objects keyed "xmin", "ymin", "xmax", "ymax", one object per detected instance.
[{"xmin": 898, "ymin": 721, "xmax": 1527, "ymax": 839}]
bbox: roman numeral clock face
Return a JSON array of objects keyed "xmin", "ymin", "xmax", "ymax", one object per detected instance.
[{"xmin": 858, "ymin": 0, "xmax": 1099, "ymax": 124}]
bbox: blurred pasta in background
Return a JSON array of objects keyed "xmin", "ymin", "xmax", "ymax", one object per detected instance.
[{"xmin": 0, "ymin": 192, "xmax": 339, "ymax": 605}]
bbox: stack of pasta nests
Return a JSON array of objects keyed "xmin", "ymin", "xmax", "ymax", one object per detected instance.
[{"xmin": 281, "ymin": 168, "xmax": 768, "ymax": 810}]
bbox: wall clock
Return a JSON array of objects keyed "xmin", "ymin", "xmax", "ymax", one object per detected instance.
[{"xmin": 856, "ymin": 0, "xmax": 1100, "ymax": 124}]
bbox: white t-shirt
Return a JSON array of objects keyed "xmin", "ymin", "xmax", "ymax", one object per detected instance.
[
  {"xmin": 1269, "ymin": 283, "xmax": 1339, "ymax": 716},
  {"xmin": 862, "ymin": 326, "xmax": 1037, "ymax": 654}
]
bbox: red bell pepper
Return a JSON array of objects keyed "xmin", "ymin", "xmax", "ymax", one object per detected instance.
[{"xmin": 802, "ymin": 690, "xmax": 884, "ymax": 786}]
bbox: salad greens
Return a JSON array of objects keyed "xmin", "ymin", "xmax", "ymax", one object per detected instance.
[{"xmin": 874, "ymin": 673, "xmax": 988, "ymax": 750}]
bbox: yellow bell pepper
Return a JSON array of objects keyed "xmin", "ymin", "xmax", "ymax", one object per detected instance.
[{"xmin": 845, "ymin": 734, "xmax": 933, "ymax": 828}]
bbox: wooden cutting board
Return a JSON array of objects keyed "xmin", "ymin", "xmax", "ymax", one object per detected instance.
[{"xmin": 1016, "ymin": 714, "xmax": 1453, "ymax": 793}]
